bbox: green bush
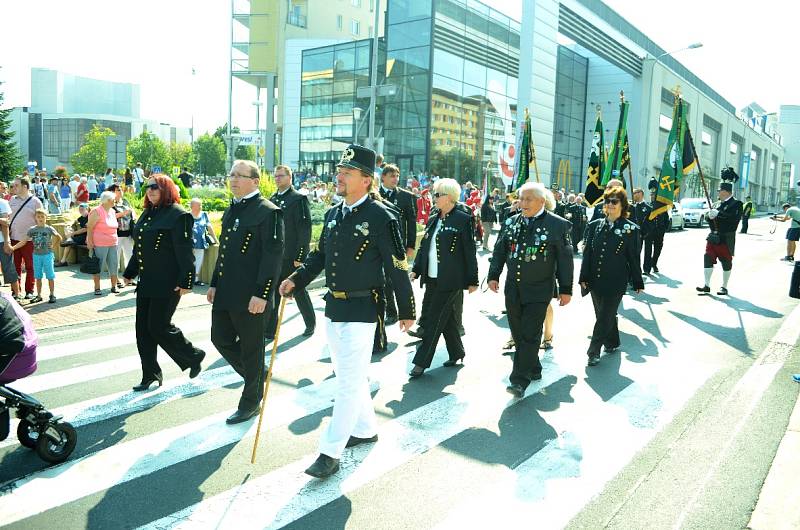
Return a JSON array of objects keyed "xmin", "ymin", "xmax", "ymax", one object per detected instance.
[
  {"xmin": 189, "ymin": 187, "xmax": 230, "ymax": 200},
  {"xmin": 201, "ymin": 197, "xmax": 229, "ymax": 211},
  {"xmin": 309, "ymin": 201, "xmax": 328, "ymax": 224}
]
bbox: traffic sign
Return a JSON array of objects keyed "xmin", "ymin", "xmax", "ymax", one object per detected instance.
[{"xmin": 152, "ymin": 165, "xmax": 162, "ymax": 174}]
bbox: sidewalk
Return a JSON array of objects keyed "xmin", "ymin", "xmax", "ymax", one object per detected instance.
[
  {"xmin": 748, "ymin": 387, "xmax": 800, "ymax": 530},
  {"xmin": 8, "ymin": 264, "xmax": 328, "ymax": 331}
]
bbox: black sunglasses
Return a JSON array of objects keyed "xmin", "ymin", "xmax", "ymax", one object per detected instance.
[
  {"xmin": 433, "ymin": 192, "xmax": 445, "ymax": 198},
  {"xmin": 604, "ymin": 197, "xmax": 621, "ymax": 205},
  {"xmin": 146, "ymin": 183, "xmax": 160, "ymax": 190}
]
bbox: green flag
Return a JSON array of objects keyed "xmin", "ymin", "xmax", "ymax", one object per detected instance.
[
  {"xmin": 650, "ymin": 98, "xmax": 696, "ymax": 219},
  {"xmin": 583, "ymin": 115, "xmax": 605, "ymax": 206},
  {"xmin": 603, "ymin": 101, "xmax": 630, "ymax": 185},
  {"xmin": 514, "ymin": 111, "xmax": 533, "ymax": 190}
]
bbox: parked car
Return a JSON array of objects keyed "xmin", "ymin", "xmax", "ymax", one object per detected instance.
[
  {"xmin": 680, "ymin": 197, "xmax": 710, "ymax": 227},
  {"xmin": 668, "ymin": 203, "xmax": 685, "ymax": 230}
]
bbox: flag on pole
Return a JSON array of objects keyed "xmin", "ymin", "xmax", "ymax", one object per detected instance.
[
  {"xmin": 603, "ymin": 100, "xmax": 630, "ymax": 185},
  {"xmin": 482, "ymin": 161, "xmax": 490, "ymax": 198},
  {"xmin": 513, "ymin": 109, "xmax": 533, "ymax": 190},
  {"xmin": 649, "ymin": 97, "xmax": 696, "ymax": 219},
  {"xmin": 583, "ymin": 115, "xmax": 605, "ymax": 206}
]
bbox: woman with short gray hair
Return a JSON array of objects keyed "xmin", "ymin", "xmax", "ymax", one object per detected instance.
[
  {"xmin": 189, "ymin": 197, "xmax": 216, "ymax": 286},
  {"xmin": 86, "ymin": 191, "xmax": 120, "ymax": 295}
]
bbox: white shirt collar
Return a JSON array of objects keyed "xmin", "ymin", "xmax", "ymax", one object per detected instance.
[
  {"xmin": 234, "ymin": 190, "xmax": 260, "ymax": 203},
  {"xmin": 343, "ymin": 193, "xmax": 369, "ymax": 212}
]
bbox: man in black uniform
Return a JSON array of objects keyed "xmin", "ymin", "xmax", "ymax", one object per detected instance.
[
  {"xmin": 265, "ymin": 164, "xmax": 315, "ymax": 340},
  {"xmin": 696, "ymin": 168, "xmax": 743, "ymax": 296},
  {"xmin": 565, "ymin": 194, "xmax": 586, "ymax": 253},
  {"xmin": 630, "ymin": 188, "xmax": 652, "ymax": 270},
  {"xmin": 207, "ymin": 160, "xmax": 284, "ymax": 424},
  {"xmin": 178, "ymin": 167, "xmax": 193, "ymax": 189},
  {"xmin": 488, "ymin": 182, "xmax": 573, "ymax": 398},
  {"xmin": 644, "ymin": 184, "xmax": 670, "ymax": 274},
  {"xmin": 379, "ymin": 163, "xmax": 417, "ymax": 326},
  {"xmin": 280, "ymin": 144, "xmax": 415, "ymax": 479},
  {"xmin": 553, "ymin": 189, "xmax": 567, "ymax": 218}
]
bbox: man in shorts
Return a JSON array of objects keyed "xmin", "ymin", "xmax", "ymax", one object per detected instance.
[{"xmin": 771, "ymin": 202, "xmax": 800, "ymax": 261}]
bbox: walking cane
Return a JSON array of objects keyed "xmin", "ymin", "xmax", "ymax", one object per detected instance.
[{"xmin": 251, "ymin": 296, "xmax": 288, "ymax": 464}]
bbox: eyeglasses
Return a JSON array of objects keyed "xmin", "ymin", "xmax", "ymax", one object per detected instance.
[
  {"xmin": 433, "ymin": 192, "xmax": 445, "ymax": 198},
  {"xmin": 227, "ymin": 173, "xmax": 249, "ymax": 179},
  {"xmin": 146, "ymin": 183, "xmax": 160, "ymax": 191},
  {"xmin": 604, "ymin": 197, "xmax": 621, "ymax": 205}
]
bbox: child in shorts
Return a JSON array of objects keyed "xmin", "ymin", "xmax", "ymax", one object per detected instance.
[{"xmin": 11, "ymin": 208, "xmax": 60, "ymax": 303}]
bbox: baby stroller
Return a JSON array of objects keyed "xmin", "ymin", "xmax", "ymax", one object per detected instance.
[{"xmin": 0, "ymin": 292, "xmax": 77, "ymax": 464}]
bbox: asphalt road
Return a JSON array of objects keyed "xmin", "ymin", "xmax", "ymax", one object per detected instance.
[{"xmin": 0, "ymin": 216, "xmax": 797, "ymax": 529}]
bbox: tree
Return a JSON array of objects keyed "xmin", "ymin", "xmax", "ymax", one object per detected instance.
[
  {"xmin": 193, "ymin": 133, "xmax": 226, "ymax": 176},
  {"xmin": 0, "ymin": 79, "xmax": 23, "ymax": 179},
  {"xmin": 70, "ymin": 125, "xmax": 116, "ymax": 175},
  {"xmin": 127, "ymin": 131, "xmax": 171, "ymax": 172},
  {"xmin": 168, "ymin": 142, "xmax": 196, "ymax": 171}
]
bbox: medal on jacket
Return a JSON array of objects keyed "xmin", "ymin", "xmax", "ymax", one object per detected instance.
[
  {"xmin": 233, "ymin": 218, "xmax": 240, "ymax": 232},
  {"xmin": 355, "ymin": 222, "xmax": 369, "ymax": 236}
]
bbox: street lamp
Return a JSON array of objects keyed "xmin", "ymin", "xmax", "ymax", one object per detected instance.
[
  {"xmin": 640, "ymin": 42, "xmax": 704, "ymax": 182},
  {"xmin": 253, "ymin": 99, "xmax": 263, "ymax": 165},
  {"xmin": 352, "ymin": 107, "xmax": 364, "ymax": 144}
]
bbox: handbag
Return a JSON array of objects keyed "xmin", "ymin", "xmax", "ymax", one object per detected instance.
[
  {"xmin": 80, "ymin": 250, "xmax": 101, "ymax": 275},
  {"xmin": 790, "ymin": 262, "xmax": 800, "ymax": 299},
  {"xmin": 706, "ymin": 231, "xmax": 721, "ymax": 245}
]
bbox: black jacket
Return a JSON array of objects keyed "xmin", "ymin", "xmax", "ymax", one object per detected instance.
[
  {"xmin": 580, "ymin": 217, "xmax": 645, "ymax": 296},
  {"xmin": 480, "ymin": 198, "xmax": 497, "ymax": 223},
  {"xmin": 270, "ymin": 186, "xmax": 311, "ymax": 272},
  {"xmin": 210, "ymin": 194, "xmax": 284, "ymax": 311},
  {"xmin": 292, "ymin": 197, "xmax": 415, "ymax": 323},
  {"xmin": 710, "ymin": 196, "xmax": 743, "ymax": 233},
  {"xmin": 124, "ymin": 204, "xmax": 195, "ymax": 297},
  {"xmin": 380, "ymin": 186, "xmax": 417, "ymax": 251},
  {"xmin": 412, "ymin": 207, "xmax": 479, "ymax": 291},
  {"xmin": 488, "ymin": 211, "xmax": 574, "ymax": 304}
]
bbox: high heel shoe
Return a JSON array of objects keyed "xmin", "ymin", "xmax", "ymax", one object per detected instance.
[
  {"xmin": 132, "ymin": 372, "xmax": 163, "ymax": 391},
  {"xmin": 443, "ymin": 356, "xmax": 464, "ymax": 367},
  {"xmin": 409, "ymin": 365, "xmax": 425, "ymax": 378}
]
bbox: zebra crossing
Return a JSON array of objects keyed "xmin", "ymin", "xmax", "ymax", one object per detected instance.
[{"xmin": 0, "ymin": 252, "xmax": 796, "ymax": 529}]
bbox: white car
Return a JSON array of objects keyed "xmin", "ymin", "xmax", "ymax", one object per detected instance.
[
  {"xmin": 680, "ymin": 197, "xmax": 711, "ymax": 227},
  {"xmin": 668, "ymin": 203, "xmax": 685, "ymax": 230}
]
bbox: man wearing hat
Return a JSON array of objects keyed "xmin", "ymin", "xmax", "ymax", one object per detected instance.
[
  {"xmin": 642, "ymin": 180, "xmax": 670, "ymax": 274},
  {"xmin": 696, "ymin": 168, "xmax": 743, "ymax": 296},
  {"xmin": 280, "ymin": 144, "xmax": 416, "ymax": 479}
]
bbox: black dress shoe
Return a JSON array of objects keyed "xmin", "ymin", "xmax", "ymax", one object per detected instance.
[
  {"xmin": 531, "ymin": 372, "xmax": 542, "ymax": 381},
  {"xmin": 225, "ymin": 407, "xmax": 259, "ymax": 425},
  {"xmin": 506, "ymin": 384, "xmax": 524, "ymax": 398},
  {"xmin": 717, "ymin": 287, "xmax": 728, "ymax": 296},
  {"xmin": 696, "ymin": 285, "xmax": 711, "ymax": 293},
  {"xmin": 188, "ymin": 349, "xmax": 205, "ymax": 378},
  {"xmin": 409, "ymin": 365, "xmax": 425, "ymax": 378},
  {"xmin": 603, "ymin": 345, "xmax": 619, "ymax": 353},
  {"xmin": 653, "ymin": 266, "xmax": 660, "ymax": 273},
  {"xmin": 132, "ymin": 372, "xmax": 163, "ymax": 391},
  {"xmin": 407, "ymin": 327, "xmax": 424, "ymax": 339},
  {"xmin": 345, "ymin": 434, "xmax": 378, "ymax": 448},
  {"xmin": 588, "ymin": 354, "xmax": 601, "ymax": 366},
  {"xmin": 443, "ymin": 355, "xmax": 464, "ymax": 367},
  {"xmin": 305, "ymin": 454, "xmax": 340, "ymax": 478},
  {"xmin": 302, "ymin": 326, "xmax": 315, "ymax": 337},
  {"xmin": 384, "ymin": 316, "xmax": 398, "ymax": 326}
]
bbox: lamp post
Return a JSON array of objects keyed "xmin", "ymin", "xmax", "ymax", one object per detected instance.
[
  {"xmin": 352, "ymin": 107, "xmax": 363, "ymax": 144},
  {"xmin": 640, "ymin": 42, "xmax": 703, "ymax": 181},
  {"xmin": 253, "ymin": 99, "xmax": 263, "ymax": 166}
]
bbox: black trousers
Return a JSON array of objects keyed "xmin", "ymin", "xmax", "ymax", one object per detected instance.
[
  {"xmin": 506, "ymin": 298, "xmax": 549, "ymax": 389},
  {"xmin": 417, "ymin": 285, "xmax": 464, "ymax": 335},
  {"xmin": 266, "ymin": 261, "xmax": 316, "ymax": 337},
  {"xmin": 211, "ymin": 309, "xmax": 267, "ymax": 411},
  {"xmin": 412, "ymin": 283, "xmax": 464, "ymax": 368},
  {"xmin": 135, "ymin": 292, "xmax": 202, "ymax": 379},
  {"xmin": 588, "ymin": 291, "xmax": 623, "ymax": 356},
  {"xmin": 740, "ymin": 216, "xmax": 750, "ymax": 234},
  {"xmin": 384, "ymin": 276, "xmax": 398, "ymax": 320},
  {"xmin": 373, "ymin": 288, "xmax": 387, "ymax": 352},
  {"xmin": 643, "ymin": 233, "xmax": 664, "ymax": 273}
]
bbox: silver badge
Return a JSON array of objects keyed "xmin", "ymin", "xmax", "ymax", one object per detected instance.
[
  {"xmin": 614, "ymin": 229, "xmax": 621, "ymax": 235},
  {"xmin": 339, "ymin": 147, "xmax": 355, "ymax": 164},
  {"xmin": 531, "ymin": 254, "xmax": 537, "ymax": 261},
  {"xmin": 541, "ymin": 235, "xmax": 547, "ymax": 241}
]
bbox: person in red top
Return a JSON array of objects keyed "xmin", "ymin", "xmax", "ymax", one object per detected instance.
[
  {"xmin": 416, "ymin": 188, "xmax": 431, "ymax": 224},
  {"xmin": 76, "ymin": 177, "xmax": 90, "ymax": 204},
  {"xmin": 466, "ymin": 189, "xmax": 481, "ymax": 211}
]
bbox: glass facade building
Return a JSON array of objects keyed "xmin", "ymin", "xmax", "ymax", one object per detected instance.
[{"xmin": 551, "ymin": 46, "xmax": 588, "ymax": 192}]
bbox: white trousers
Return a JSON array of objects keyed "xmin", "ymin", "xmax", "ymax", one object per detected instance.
[
  {"xmin": 192, "ymin": 248, "xmax": 205, "ymax": 275},
  {"xmin": 118, "ymin": 236, "xmax": 134, "ymax": 272},
  {"xmin": 319, "ymin": 317, "xmax": 378, "ymax": 459}
]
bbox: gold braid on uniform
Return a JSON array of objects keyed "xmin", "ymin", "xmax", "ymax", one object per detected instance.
[{"xmin": 388, "ymin": 218, "xmax": 409, "ymax": 270}]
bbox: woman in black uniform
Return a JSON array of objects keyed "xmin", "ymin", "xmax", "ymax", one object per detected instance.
[{"xmin": 123, "ymin": 175, "xmax": 205, "ymax": 391}]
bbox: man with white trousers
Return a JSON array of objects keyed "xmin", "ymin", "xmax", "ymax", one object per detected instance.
[{"xmin": 280, "ymin": 143, "xmax": 415, "ymax": 478}]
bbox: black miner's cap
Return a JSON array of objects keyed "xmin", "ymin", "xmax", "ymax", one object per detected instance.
[
  {"xmin": 720, "ymin": 166, "xmax": 739, "ymax": 183},
  {"xmin": 719, "ymin": 182, "xmax": 733, "ymax": 192},
  {"xmin": 337, "ymin": 144, "xmax": 376, "ymax": 176},
  {"xmin": 648, "ymin": 177, "xmax": 658, "ymax": 192}
]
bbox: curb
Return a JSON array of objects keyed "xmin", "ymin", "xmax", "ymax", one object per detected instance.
[{"xmin": 747, "ymin": 382, "xmax": 800, "ymax": 529}]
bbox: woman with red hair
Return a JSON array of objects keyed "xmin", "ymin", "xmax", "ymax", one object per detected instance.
[{"xmin": 123, "ymin": 175, "xmax": 205, "ymax": 391}]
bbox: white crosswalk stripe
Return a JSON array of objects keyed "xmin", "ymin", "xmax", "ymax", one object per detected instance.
[{"xmin": 0, "ymin": 266, "xmax": 795, "ymax": 529}]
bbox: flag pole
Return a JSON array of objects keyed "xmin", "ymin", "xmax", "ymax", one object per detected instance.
[
  {"xmin": 686, "ymin": 128, "xmax": 713, "ymax": 208},
  {"xmin": 620, "ymin": 91, "xmax": 635, "ymax": 198},
  {"xmin": 526, "ymin": 108, "xmax": 541, "ymax": 183}
]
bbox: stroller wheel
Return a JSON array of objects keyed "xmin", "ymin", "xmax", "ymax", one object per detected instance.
[
  {"xmin": 17, "ymin": 419, "xmax": 38, "ymax": 449},
  {"xmin": 35, "ymin": 421, "xmax": 77, "ymax": 464}
]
